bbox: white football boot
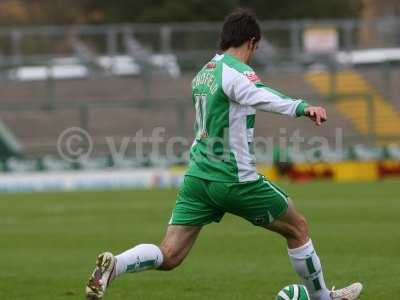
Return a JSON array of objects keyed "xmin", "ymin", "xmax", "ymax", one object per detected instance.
[
  {"xmin": 330, "ymin": 282, "xmax": 363, "ymax": 300},
  {"xmin": 85, "ymin": 252, "xmax": 116, "ymax": 299}
]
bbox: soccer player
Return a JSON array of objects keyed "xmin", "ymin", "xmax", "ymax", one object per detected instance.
[{"xmin": 86, "ymin": 9, "xmax": 362, "ymax": 300}]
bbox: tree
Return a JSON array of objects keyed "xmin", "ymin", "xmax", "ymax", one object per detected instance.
[{"xmin": 0, "ymin": 0, "xmax": 363, "ymax": 25}]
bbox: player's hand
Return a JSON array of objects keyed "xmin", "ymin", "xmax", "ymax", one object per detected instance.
[{"xmin": 305, "ymin": 106, "xmax": 327, "ymax": 126}]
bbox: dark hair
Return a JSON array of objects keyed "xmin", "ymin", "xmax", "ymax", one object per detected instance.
[{"xmin": 219, "ymin": 8, "xmax": 261, "ymax": 51}]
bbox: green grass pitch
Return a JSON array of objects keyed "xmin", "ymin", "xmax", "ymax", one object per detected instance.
[{"xmin": 1, "ymin": 180, "xmax": 399, "ymax": 299}]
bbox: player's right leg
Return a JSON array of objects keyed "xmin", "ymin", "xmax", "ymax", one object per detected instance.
[
  {"xmin": 265, "ymin": 200, "xmax": 362, "ymax": 300},
  {"xmin": 221, "ymin": 176, "xmax": 362, "ymax": 300},
  {"xmin": 85, "ymin": 225, "xmax": 201, "ymax": 299}
]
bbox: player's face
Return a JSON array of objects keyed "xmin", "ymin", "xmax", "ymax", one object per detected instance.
[{"xmin": 246, "ymin": 39, "xmax": 259, "ymax": 63}]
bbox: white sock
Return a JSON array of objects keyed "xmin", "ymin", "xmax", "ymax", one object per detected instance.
[
  {"xmin": 115, "ymin": 244, "xmax": 164, "ymax": 277},
  {"xmin": 288, "ymin": 240, "xmax": 331, "ymax": 300}
]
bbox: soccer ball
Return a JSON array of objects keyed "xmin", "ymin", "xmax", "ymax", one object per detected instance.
[{"xmin": 276, "ymin": 284, "xmax": 310, "ymax": 300}]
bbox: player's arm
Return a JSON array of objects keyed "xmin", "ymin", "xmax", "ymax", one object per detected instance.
[
  {"xmin": 222, "ymin": 64, "xmax": 327, "ymax": 125},
  {"xmin": 253, "ymin": 82, "xmax": 328, "ymax": 125},
  {"xmin": 303, "ymin": 105, "xmax": 327, "ymax": 126}
]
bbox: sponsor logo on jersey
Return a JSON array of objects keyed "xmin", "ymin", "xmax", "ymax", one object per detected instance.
[
  {"xmin": 206, "ymin": 62, "xmax": 216, "ymax": 69},
  {"xmin": 244, "ymin": 71, "xmax": 260, "ymax": 83}
]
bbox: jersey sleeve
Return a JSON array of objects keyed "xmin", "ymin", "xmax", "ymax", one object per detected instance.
[{"xmin": 221, "ymin": 63, "xmax": 308, "ymax": 117}]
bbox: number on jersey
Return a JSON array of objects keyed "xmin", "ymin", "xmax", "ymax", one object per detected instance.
[{"xmin": 194, "ymin": 94, "xmax": 208, "ymax": 139}]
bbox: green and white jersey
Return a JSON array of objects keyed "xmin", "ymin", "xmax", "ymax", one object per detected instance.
[{"xmin": 186, "ymin": 53, "xmax": 308, "ymax": 182}]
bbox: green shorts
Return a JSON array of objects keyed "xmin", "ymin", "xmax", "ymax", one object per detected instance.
[{"xmin": 170, "ymin": 175, "xmax": 289, "ymax": 227}]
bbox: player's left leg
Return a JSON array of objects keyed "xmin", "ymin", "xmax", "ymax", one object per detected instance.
[
  {"xmin": 116, "ymin": 224, "xmax": 202, "ymax": 273},
  {"xmin": 114, "ymin": 224, "xmax": 201, "ymax": 274},
  {"xmin": 86, "ymin": 175, "xmax": 221, "ymax": 299},
  {"xmin": 86, "ymin": 225, "xmax": 201, "ymax": 299}
]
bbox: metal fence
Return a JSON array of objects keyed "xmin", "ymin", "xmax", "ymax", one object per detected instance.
[
  {"xmin": 0, "ymin": 17, "xmax": 400, "ymax": 69},
  {"xmin": 0, "ymin": 18, "xmax": 400, "ymax": 156}
]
